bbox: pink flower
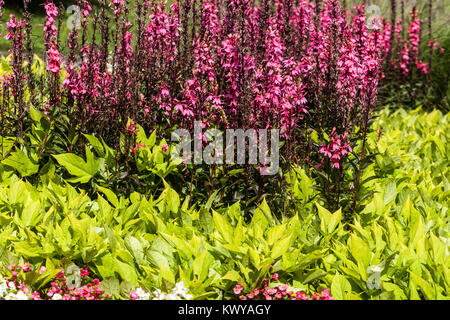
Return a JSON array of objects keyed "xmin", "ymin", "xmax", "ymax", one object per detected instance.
[
  {"xmin": 278, "ymin": 284, "xmax": 288, "ymax": 291},
  {"xmin": 233, "ymin": 284, "xmax": 243, "ymax": 295},
  {"xmin": 80, "ymin": 268, "xmax": 90, "ymax": 276},
  {"xmin": 31, "ymin": 292, "xmax": 42, "ymax": 300},
  {"xmin": 47, "ymin": 45, "xmax": 61, "ymax": 74}
]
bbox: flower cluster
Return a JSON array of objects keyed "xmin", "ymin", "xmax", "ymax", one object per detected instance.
[
  {"xmin": 0, "ymin": 274, "xmax": 29, "ymax": 300},
  {"xmin": 392, "ymin": 8, "xmax": 437, "ymax": 76},
  {"xmin": 47, "ymin": 45, "xmax": 62, "ymax": 74},
  {"xmin": 2, "ymin": 263, "xmax": 109, "ymax": 300},
  {"xmin": 4, "ymin": 14, "xmax": 25, "ymax": 42},
  {"xmin": 43, "ymin": 0, "xmax": 61, "ymax": 74},
  {"xmin": 233, "ymin": 272, "xmax": 333, "ymax": 300},
  {"xmin": 318, "ymin": 128, "xmax": 352, "ymax": 169},
  {"xmin": 130, "ymin": 282, "xmax": 193, "ymax": 300}
]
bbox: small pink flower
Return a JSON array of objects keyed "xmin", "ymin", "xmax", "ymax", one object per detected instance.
[
  {"xmin": 278, "ymin": 284, "xmax": 288, "ymax": 291},
  {"xmin": 233, "ymin": 284, "xmax": 243, "ymax": 295},
  {"xmin": 31, "ymin": 292, "xmax": 41, "ymax": 300},
  {"xmin": 80, "ymin": 269, "xmax": 90, "ymax": 276}
]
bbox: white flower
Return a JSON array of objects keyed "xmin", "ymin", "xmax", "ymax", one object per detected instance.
[
  {"xmin": 174, "ymin": 282, "xmax": 185, "ymax": 291},
  {"xmin": 134, "ymin": 282, "xmax": 193, "ymax": 301},
  {"xmin": 7, "ymin": 281, "xmax": 16, "ymax": 291},
  {"xmin": 182, "ymin": 293, "xmax": 193, "ymax": 300},
  {"xmin": 4, "ymin": 293, "xmax": 15, "ymax": 300},
  {"xmin": 15, "ymin": 291, "xmax": 29, "ymax": 300},
  {"xmin": 134, "ymin": 288, "xmax": 151, "ymax": 300},
  {"xmin": 153, "ymin": 289, "xmax": 162, "ymax": 296},
  {"xmin": 165, "ymin": 293, "xmax": 180, "ymax": 300},
  {"xmin": 52, "ymin": 293, "xmax": 63, "ymax": 300},
  {"xmin": 153, "ymin": 292, "xmax": 167, "ymax": 300}
]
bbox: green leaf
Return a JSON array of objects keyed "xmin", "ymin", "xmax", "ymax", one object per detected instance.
[
  {"xmin": 410, "ymin": 272, "xmax": 435, "ymax": 300},
  {"xmin": 212, "ymin": 210, "xmax": 233, "ymax": 243},
  {"xmin": 116, "ymin": 260, "xmax": 138, "ymax": 284},
  {"xmin": 221, "ymin": 270, "xmax": 242, "ymax": 282},
  {"xmin": 159, "ymin": 266, "xmax": 175, "ymax": 284},
  {"xmin": 99, "ymin": 277, "xmax": 120, "ymax": 297},
  {"xmin": 97, "ymin": 186, "xmax": 119, "ymax": 208},
  {"xmin": 348, "ymin": 234, "xmax": 371, "ymax": 269},
  {"xmin": 0, "ymin": 136, "xmax": 15, "ymax": 158},
  {"xmin": 83, "ymin": 134, "xmax": 105, "ymax": 157},
  {"xmin": 331, "ymin": 274, "xmax": 352, "ymax": 300},
  {"xmin": 13, "ymin": 242, "xmax": 42, "ymax": 258},
  {"xmin": 53, "ymin": 152, "xmax": 100, "ymax": 183},
  {"xmin": 125, "ymin": 235, "xmax": 144, "ymax": 265},
  {"xmin": 2, "ymin": 149, "xmax": 39, "ymax": 177},
  {"xmin": 384, "ymin": 179, "xmax": 397, "ymax": 205},
  {"xmin": 161, "ymin": 180, "xmax": 180, "ymax": 214},
  {"xmin": 271, "ymin": 235, "xmax": 291, "ymax": 259},
  {"xmin": 303, "ymin": 269, "xmax": 326, "ymax": 284},
  {"xmin": 205, "ymin": 189, "xmax": 220, "ymax": 210},
  {"xmin": 192, "ymin": 250, "xmax": 210, "ymax": 282},
  {"xmin": 316, "ymin": 203, "xmax": 341, "ymax": 234}
]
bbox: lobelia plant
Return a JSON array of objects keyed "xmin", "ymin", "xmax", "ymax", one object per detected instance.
[{"xmin": 0, "ymin": 0, "xmax": 440, "ymax": 216}]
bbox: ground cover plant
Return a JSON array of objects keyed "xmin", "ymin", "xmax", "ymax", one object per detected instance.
[{"xmin": 0, "ymin": 0, "xmax": 448, "ymax": 300}]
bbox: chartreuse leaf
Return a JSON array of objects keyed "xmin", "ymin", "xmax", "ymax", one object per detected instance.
[
  {"xmin": 316, "ymin": 203, "xmax": 341, "ymax": 234},
  {"xmin": 331, "ymin": 274, "xmax": 352, "ymax": 300},
  {"xmin": 161, "ymin": 180, "xmax": 180, "ymax": 214},
  {"xmin": 271, "ymin": 235, "xmax": 292, "ymax": 259},
  {"xmin": 125, "ymin": 235, "xmax": 144, "ymax": 265},
  {"xmin": 256, "ymin": 197, "xmax": 276, "ymax": 225},
  {"xmin": 116, "ymin": 260, "xmax": 138, "ymax": 284},
  {"xmin": 159, "ymin": 266, "xmax": 175, "ymax": 285},
  {"xmin": 410, "ymin": 272, "xmax": 436, "ymax": 300},
  {"xmin": 135, "ymin": 123, "xmax": 156, "ymax": 148},
  {"xmin": 2, "ymin": 149, "xmax": 39, "ymax": 177},
  {"xmin": 192, "ymin": 250, "xmax": 210, "ymax": 282},
  {"xmin": 212, "ymin": 210, "xmax": 233, "ymax": 243},
  {"xmin": 348, "ymin": 234, "xmax": 371, "ymax": 269},
  {"xmin": 83, "ymin": 134, "xmax": 105, "ymax": 157},
  {"xmin": 384, "ymin": 179, "xmax": 397, "ymax": 205},
  {"xmin": 99, "ymin": 277, "xmax": 120, "ymax": 297},
  {"xmin": 222, "ymin": 270, "xmax": 242, "ymax": 283},
  {"xmin": 267, "ymin": 224, "xmax": 286, "ymax": 246},
  {"xmin": 0, "ymin": 136, "xmax": 15, "ymax": 158},
  {"xmin": 97, "ymin": 186, "xmax": 119, "ymax": 208},
  {"xmin": 53, "ymin": 149, "xmax": 100, "ymax": 183}
]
